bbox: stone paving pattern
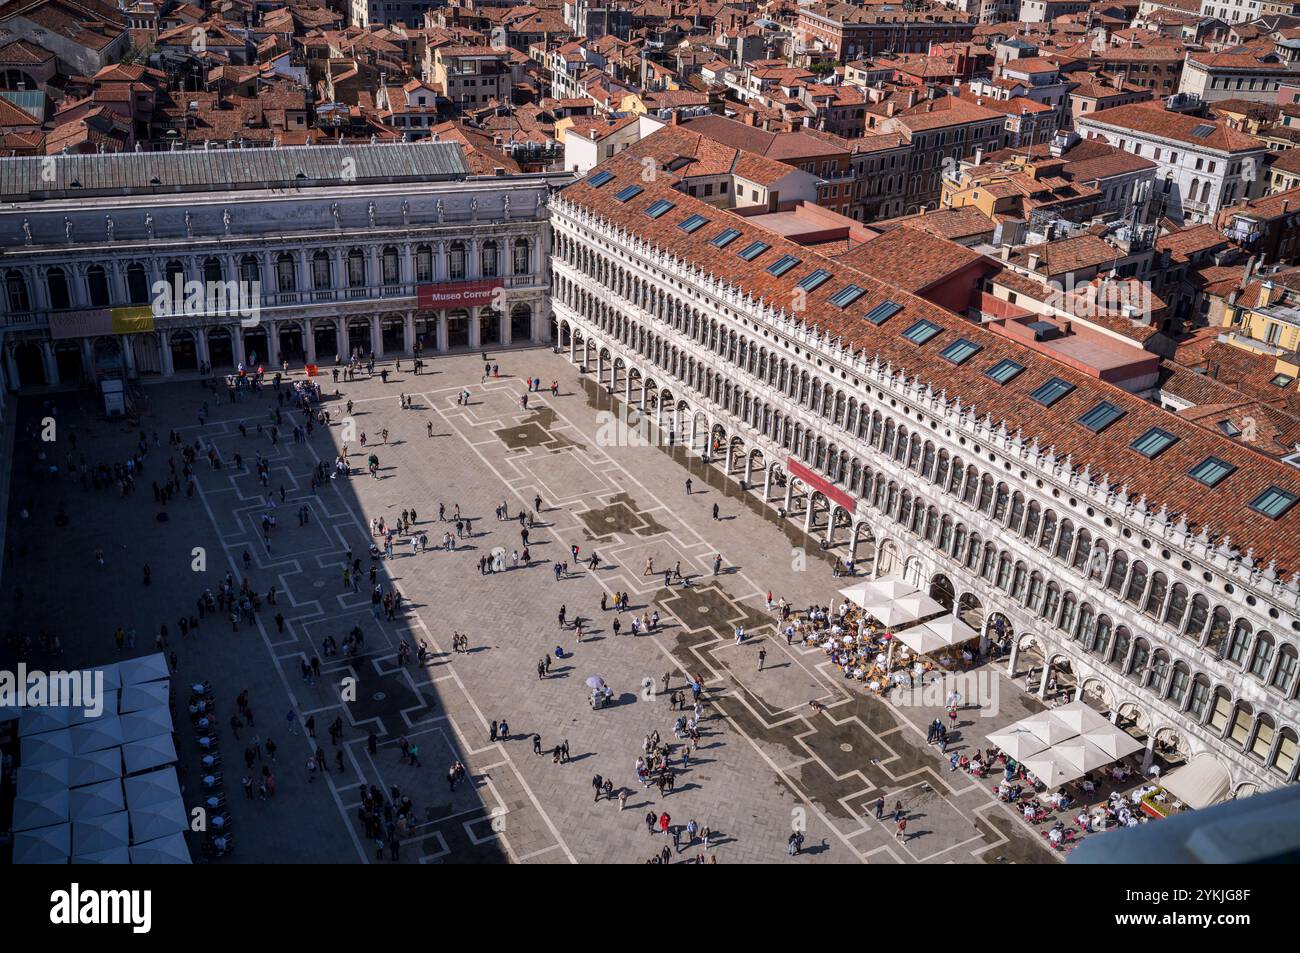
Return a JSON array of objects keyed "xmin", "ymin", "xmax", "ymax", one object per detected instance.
[{"xmin": 1, "ymin": 348, "xmax": 1058, "ymax": 864}]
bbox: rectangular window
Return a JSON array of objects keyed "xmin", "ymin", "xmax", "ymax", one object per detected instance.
[
  {"xmin": 645, "ymin": 199, "xmax": 675, "ymax": 218},
  {"xmin": 798, "ymin": 269, "xmax": 831, "ymax": 291},
  {"xmin": 1188, "ymin": 456, "xmax": 1237, "ymax": 487},
  {"xmin": 865, "ymin": 300, "xmax": 901, "ymax": 325},
  {"xmin": 711, "ymin": 228, "xmax": 741, "ymax": 248},
  {"xmin": 1250, "ymin": 486, "xmax": 1299, "ymax": 519},
  {"xmin": 588, "ymin": 169, "xmax": 614, "ymax": 187},
  {"xmin": 1029, "ymin": 377, "xmax": 1075, "ymax": 407},
  {"xmin": 1131, "ymin": 427, "xmax": 1178, "ymax": 459},
  {"xmin": 679, "ymin": 214, "xmax": 708, "ymax": 234},
  {"xmin": 614, "ymin": 184, "xmax": 644, "ymax": 202},
  {"xmin": 902, "ymin": 319, "xmax": 941, "ymax": 345},
  {"xmin": 985, "ymin": 358, "xmax": 1024, "ymax": 384},
  {"xmin": 939, "ymin": 338, "xmax": 981, "ymax": 365},
  {"xmin": 1078, "ymin": 400, "xmax": 1125, "ymax": 433},
  {"xmin": 767, "ymin": 255, "xmax": 801, "ymax": 277},
  {"xmin": 738, "ymin": 240, "xmax": 770, "ymax": 261},
  {"xmin": 829, "ymin": 284, "xmax": 866, "ymax": 308}
]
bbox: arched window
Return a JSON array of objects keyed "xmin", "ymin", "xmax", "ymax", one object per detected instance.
[
  {"xmin": 127, "ymin": 263, "xmax": 150, "ymax": 304},
  {"xmin": 346, "ymin": 248, "xmax": 365, "ymax": 288},
  {"xmin": 481, "ymin": 240, "xmax": 499, "ymax": 277},
  {"xmin": 381, "ymin": 246, "xmax": 400, "ymax": 285},
  {"xmin": 276, "ymin": 253, "xmax": 296, "ymax": 292},
  {"xmin": 239, "ymin": 254, "xmax": 259, "ymax": 285},
  {"xmin": 513, "ymin": 238, "xmax": 530, "ymax": 275},
  {"xmin": 6, "ymin": 270, "xmax": 31, "ymax": 312},
  {"xmin": 312, "ymin": 251, "xmax": 331, "ymax": 289},
  {"xmin": 449, "ymin": 242, "xmax": 466, "ymax": 280},
  {"xmin": 416, "ymin": 244, "xmax": 433, "ymax": 282},
  {"xmin": 46, "ymin": 267, "xmax": 70, "ymax": 310},
  {"xmin": 203, "ymin": 256, "xmax": 224, "ymax": 283},
  {"xmin": 1272, "ymin": 644, "xmax": 1298, "ymax": 693},
  {"xmin": 86, "ymin": 265, "xmax": 110, "ymax": 306},
  {"xmin": 1249, "ymin": 633, "xmax": 1274, "ymax": 680}
]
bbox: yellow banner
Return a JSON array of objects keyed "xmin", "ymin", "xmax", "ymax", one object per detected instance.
[{"xmin": 111, "ymin": 306, "xmax": 156, "ymax": 335}]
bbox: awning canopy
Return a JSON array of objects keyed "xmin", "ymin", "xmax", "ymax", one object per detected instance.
[
  {"xmin": 12, "ymin": 823, "xmax": 71, "ymax": 864},
  {"xmin": 120, "ymin": 705, "xmax": 173, "ymax": 743},
  {"xmin": 69, "ymin": 778, "xmax": 126, "ymax": 821},
  {"xmin": 72, "ymin": 811, "xmax": 131, "ymax": 856},
  {"xmin": 986, "ymin": 727, "xmax": 1050, "ymax": 761},
  {"xmin": 122, "ymin": 733, "xmax": 177, "ymax": 775},
  {"xmin": 1052, "ymin": 737, "xmax": 1121, "ymax": 776},
  {"xmin": 119, "ymin": 680, "xmax": 170, "ymax": 713},
  {"xmin": 69, "ymin": 713, "xmax": 123, "ymax": 754},
  {"xmin": 892, "ymin": 623, "xmax": 952, "ymax": 655},
  {"xmin": 915, "ymin": 615, "xmax": 980, "ymax": 645},
  {"xmin": 1162, "ymin": 756, "xmax": 1232, "ymax": 810},
  {"xmin": 130, "ymin": 831, "xmax": 192, "ymax": 865},
  {"xmin": 894, "ymin": 591, "xmax": 947, "ymax": 623},
  {"xmin": 118, "ymin": 653, "xmax": 170, "ymax": 686},
  {"xmin": 124, "ymin": 768, "xmax": 182, "ymax": 812},
  {"xmin": 1016, "ymin": 711, "xmax": 1077, "ymax": 746},
  {"xmin": 13, "ymin": 787, "xmax": 70, "ymax": 831},
  {"xmin": 128, "ymin": 799, "xmax": 188, "ymax": 843},
  {"xmin": 1021, "ymin": 750, "xmax": 1088, "ymax": 787}
]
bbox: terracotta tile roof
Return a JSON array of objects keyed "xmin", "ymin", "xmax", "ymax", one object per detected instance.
[
  {"xmin": 560, "ymin": 145, "xmax": 1300, "ymax": 569},
  {"xmin": 1081, "ymin": 104, "xmax": 1265, "ymax": 153},
  {"xmin": 833, "ymin": 225, "xmax": 988, "ymax": 292},
  {"xmin": 874, "ymin": 204, "xmax": 995, "ymax": 240}
]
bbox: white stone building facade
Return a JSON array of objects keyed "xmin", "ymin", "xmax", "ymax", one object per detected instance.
[{"xmin": 548, "ymin": 185, "xmax": 1300, "ymax": 801}]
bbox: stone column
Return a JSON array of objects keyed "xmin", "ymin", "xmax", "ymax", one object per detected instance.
[
  {"xmin": 437, "ymin": 311, "xmax": 449, "ymax": 352},
  {"xmin": 500, "ymin": 309, "xmax": 511, "ymax": 346},
  {"xmin": 763, "ymin": 464, "xmax": 772, "ymax": 503},
  {"xmin": 338, "ymin": 319, "xmax": 350, "ymax": 362},
  {"xmin": 40, "ymin": 341, "xmax": 60, "ymax": 385},
  {"xmin": 370, "ymin": 315, "xmax": 382, "ymax": 358},
  {"xmin": 159, "ymin": 332, "xmax": 175, "ymax": 377},
  {"xmin": 231, "ymin": 326, "xmax": 246, "ymax": 368},
  {"xmin": 468, "ymin": 306, "xmax": 481, "ymax": 349},
  {"xmin": 195, "ymin": 328, "xmax": 210, "ymax": 370},
  {"xmin": 123, "ymin": 337, "xmax": 137, "ymax": 378},
  {"xmin": 1037, "ymin": 662, "xmax": 1052, "ymax": 698},
  {"xmin": 266, "ymin": 323, "xmax": 280, "ymax": 368},
  {"xmin": 305, "ymin": 324, "xmax": 318, "ymax": 365},
  {"xmin": 403, "ymin": 312, "xmax": 415, "ymax": 354}
]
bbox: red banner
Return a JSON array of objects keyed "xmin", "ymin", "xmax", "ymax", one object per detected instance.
[
  {"xmin": 417, "ymin": 280, "xmax": 498, "ymax": 310},
  {"xmin": 787, "ymin": 457, "xmax": 856, "ymax": 512}
]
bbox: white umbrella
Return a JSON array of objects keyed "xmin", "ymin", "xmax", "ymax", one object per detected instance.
[
  {"xmin": 987, "ymin": 727, "xmax": 1050, "ymax": 761},
  {"xmin": 128, "ymin": 799, "xmax": 188, "ymax": 843},
  {"xmin": 130, "ymin": 832, "xmax": 193, "ymax": 865},
  {"xmin": 73, "ymin": 846, "xmax": 132, "ymax": 864},
  {"xmin": 16, "ymin": 759, "xmax": 71, "ymax": 796},
  {"xmin": 69, "ymin": 748, "xmax": 123, "ymax": 788},
  {"xmin": 120, "ymin": 705, "xmax": 172, "ymax": 743},
  {"xmin": 1017, "ymin": 712, "xmax": 1077, "ymax": 745},
  {"xmin": 1052, "ymin": 737, "xmax": 1120, "ymax": 775},
  {"xmin": 918, "ymin": 615, "xmax": 980, "ymax": 645},
  {"xmin": 13, "ymin": 788, "xmax": 70, "ymax": 831},
  {"xmin": 864, "ymin": 578, "xmax": 921, "ymax": 602},
  {"xmin": 69, "ymin": 778, "xmax": 126, "ymax": 821},
  {"xmin": 1079, "ymin": 723, "xmax": 1145, "ymax": 761},
  {"xmin": 863, "ymin": 601, "xmax": 926, "ymax": 628},
  {"xmin": 118, "ymin": 653, "xmax": 169, "ymax": 686},
  {"xmin": 18, "ymin": 705, "xmax": 76, "ymax": 736},
  {"xmin": 1044, "ymin": 700, "xmax": 1113, "ymax": 736},
  {"xmin": 12, "ymin": 823, "xmax": 71, "ymax": 864},
  {"xmin": 895, "ymin": 591, "xmax": 947, "ymax": 622},
  {"xmin": 22, "ymin": 727, "xmax": 74, "ymax": 764},
  {"xmin": 67, "ymin": 691, "xmax": 118, "ymax": 725},
  {"xmin": 72, "ymin": 811, "xmax": 131, "ymax": 856},
  {"xmin": 69, "ymin": 713, "xmax": 123, "ymax": 754},
  {"xmin": 124, "ymin": 768, "xmax": 182, "ymax": 811},
  {"xmin": 119, "ymin": 681, "xmax": 170, "ymax": 713},
  {"xmin": 1021, "ymin": 751, "xmax": 1087, "ymax": 788},
  {"xmin": 87, "ymin": 662, "xmax": 123, "ymax": 691},
  {"xmin": 837, "ymin": 583, "xmax": 877, "ymax": 609},
  {"xmin": 122, "ymin": 734, "xmax": 177, "ymax": 774},
  {"xmin": 893, "ymin": 622, "xmax": 952, "ymax": 655}
]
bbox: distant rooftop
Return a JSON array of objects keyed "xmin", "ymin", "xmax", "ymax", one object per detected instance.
[{"xmin": 0, "ymin": 143, "xmax": 470, "ymax": 202}]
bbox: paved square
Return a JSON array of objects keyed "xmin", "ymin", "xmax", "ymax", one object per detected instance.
[{"xmin": 0, "ymin": 348, "xmax": 1057, "ymax": 864}]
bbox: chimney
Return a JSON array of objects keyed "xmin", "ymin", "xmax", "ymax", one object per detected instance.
[
  {"xmin": 906, "ymin": 88, "xmax": 919, "ymax": 108},
  {"xmin": 886, "ymin": 101, "xmax": 897, "ymax": 117},
  {"xmin": 1259, "ymin": 279, "xmax": 1275, "ymax": 308},
  {"xmin": 1001, "ymin": 245, "xmax": 1011, "ymax": 261},
  {"xmin": 974, "ymin": 147, "xmax": 984, "ymax": 166},
  {"xmin": 1028, "ymin": 251, "xmax": 1041, "ymax": 272}
]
